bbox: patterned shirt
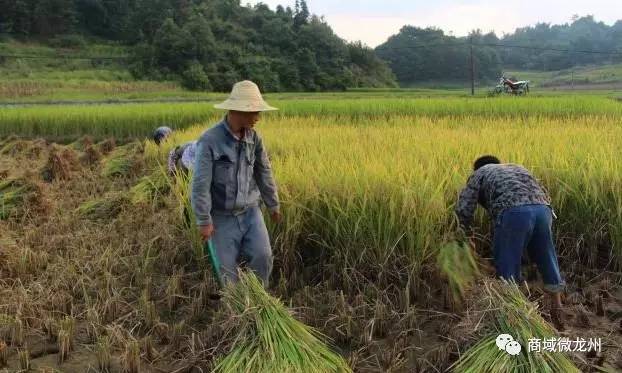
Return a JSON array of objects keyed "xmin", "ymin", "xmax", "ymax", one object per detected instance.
[
  {"xmin": 167, "ymin": 141, "xmax": 197, "ymax": 174},
  {"xmin": 455, "ymin": 164, "xmax": 551, "ymax": 230}
]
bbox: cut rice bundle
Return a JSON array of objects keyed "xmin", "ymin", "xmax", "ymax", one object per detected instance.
[
  {"xmin": 102, "ymin": 143, "xmax": 143, "ymax": 178},
  {"xmin": 0, "ymin": 178, "xmax": 48, "ymax": 220},
  {"xmin": 76, "ymin": 192, "xmax": 129, "ymax": 220},
  {"xmin": 214, "ymin": 272, "xmax": 352, "ymax": 373},
  {"xmin": 129, "ymin": 169, "xmax": 170, "ymax": 205},
  {"xmin": 451, "ymin": 280, "xmax": 580, "ymax": 373},
  {"xmin": 437, "ymin": 240, "xmax": 481, "ymax": 301}
]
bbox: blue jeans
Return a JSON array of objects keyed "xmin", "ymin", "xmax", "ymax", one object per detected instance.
[
  {"xmin": 211, "ymin": 206, "xmax": 273, "ymax": 286},
  {"xmin": 493, "ymin": 204, "xmax": 565, "ymax": 293}
]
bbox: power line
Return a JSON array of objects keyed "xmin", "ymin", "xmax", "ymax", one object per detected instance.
[
  {"xmin": 479, "ymin": 42, "xmax": 622, "ymax": 55},
  {"xmin": 375, "ymin": 41, "xmax": 622, "ymax": 56}
]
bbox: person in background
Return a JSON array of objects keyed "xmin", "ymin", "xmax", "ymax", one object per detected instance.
[
  {"xmin": 153, "ymin": 126, "xmax": 173, "ymax": 145},
  {"xmin": 455, "ymin": 155, "xmax": 566, "ymax": 328},
  {"xmin": 167, "ymin": 141, "xmax": 197, "ymax": 176},
  {"xmin": 191, "ymin": 80, "xmax": 281, "ymax": 286}
]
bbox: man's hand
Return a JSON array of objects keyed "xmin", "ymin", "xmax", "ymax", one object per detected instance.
[
  {"xmin": 270, "ymin": 210, "xmax": 282, "ymax": 224},
  {"xmin": 199, "ymin": 224, "xmax": 215, "ymax": 242}
]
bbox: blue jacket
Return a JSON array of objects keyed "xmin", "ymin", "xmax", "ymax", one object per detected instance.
[{"xmin": 191, "ymin": 118, "xmax": 280, "ymax": 226}]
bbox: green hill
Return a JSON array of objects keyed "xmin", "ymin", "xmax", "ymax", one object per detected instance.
[{"xmin": 506, "ymin": 64, "xmax": 622, "ymax": 89}]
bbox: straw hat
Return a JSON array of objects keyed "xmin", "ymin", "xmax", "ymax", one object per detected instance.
[{"xmin": 214, "ymin": 80, "xmax": 277, "ymax": 112}]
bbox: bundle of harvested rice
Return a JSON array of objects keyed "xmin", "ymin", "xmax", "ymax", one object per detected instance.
[
  {"xmin": 214, "ymin": 272, "xmax": 352, "ymax": 373},
  {"xmin": 102, "ymin": 143, "xmax": 142, "ymax": 178},
  {"xmin": 450, "ymin": 280, "xmax": 580, "ymax": 373},
  {"xmin": 0, "ymin": 178, "xmax": 47, "ymax": 220},
  {"xmin": 69, "ymin": 136, "xmax": 94, "ymax": 152},
  {"xmin": 437, "ymin": 240, "xmax": 481, "ymax": 301},
  {"xmin": 76, "ymin": 192, "xmax": 129, "ymax": 220},
  {"xmin": 129, "ymin": 169, "xmax": 170, "ymax": 205},
  {"xmin": 0, "ymin": 138, "xmax": 28, "ymax": 156},
  {"xmin": 40, "ymin": 147, "xmax": 80, "ymax": 182},
  {"xmin": 97, "ymin": 138, "xmax": 116, "ymax": 155},
  {"xmin": 80, "ymin": 144, "xmax": 102, "ymax": 166}
]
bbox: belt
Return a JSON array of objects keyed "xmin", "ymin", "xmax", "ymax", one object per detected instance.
[{"xmin": 211, "ymin": 201, "xmax": 259, "ymax": 217}]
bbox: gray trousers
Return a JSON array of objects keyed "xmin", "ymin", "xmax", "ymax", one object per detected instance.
[{"xmin": 211, "ymin": 206, "xmax": 273, "ymax": 285}]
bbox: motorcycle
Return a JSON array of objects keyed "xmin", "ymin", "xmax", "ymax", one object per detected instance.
[{"xmin": 491, "ymin": 76, "xmax": 530, "ymax": 95}]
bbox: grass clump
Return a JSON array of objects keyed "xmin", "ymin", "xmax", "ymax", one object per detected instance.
[
  {"xmin": 129, "ymin": 169, "xmax": 170, "ymax": 205},
  {"xmin": 214, "ymin": 272, "xmax": 352, "ymax": 373},
  {"xmin": 437, "ymin": 240, "xmax": 481, "ymax": 302},
  {"xmin": 450, "ymin": 280, "xmax": 580, "ymax": 373},
  {"xmin": 77, "ymin": 192, "xmax": 129, "ymax": 220}
]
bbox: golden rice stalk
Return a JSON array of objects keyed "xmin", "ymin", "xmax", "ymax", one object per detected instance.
[
  {"xmin": 0, "ymin": 340, "xmax": 7, "ymax": 367},
  {"xmin": 18, "ymin": 348, "xmax": 29, "ymax": 371},
  {"xmin": 165, "ymin": 273, "xmax": 182, "ymax": 311},
  {"xmin": 121, "ymin": 339, "xmax": 140, "ymax": 373},
  {"xmin": 86, "ymin": 307, "xmax": 101, "ymax": 343},
  {"xmin": 43, "ymin": 317, "xmax": 58, "ymax": 342},
  {"xmin": 57, "ymin": 316, "xmax": 75, "ymax": 363},
  {"xmin": 142, "ymin": 336, "xmax": 157, "ymax": 363},
  {"xmin": 140, "ymin": 292, "xmax": 158, "ymax": 330},
  {"xmin": 11, "ymin": 317, "xmax": 24, "ymax": 347},
  {"xmin": 95, "ymin": 335, "xmax": 112, "ymax": 373},
  {"xmin": 170, "ymin": 321, "xmax": 184, "ymax": 351}
]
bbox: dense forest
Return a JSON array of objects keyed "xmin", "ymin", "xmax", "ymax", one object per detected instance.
[
  {"xmin": 0, "ymin": 0, "xmax": 397, "ymax": 91},
  {"xmin": 376, "ymin": 16, "xmax": 622, "ymax": 85},
  {"xmin": 1, "ymin": 1, "xmax": 621, "ymax": 88}
]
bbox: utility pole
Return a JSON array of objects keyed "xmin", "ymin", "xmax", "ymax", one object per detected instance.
[{"xmin": 470, "ymin": 37, "xmax": 475, "ymax": 96}]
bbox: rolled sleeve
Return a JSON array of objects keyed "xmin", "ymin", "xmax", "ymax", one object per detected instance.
[
  {"xmin": 191, "ymin": 137, "xmax": 214, "ymax": 226},
  {"xmin": 253, "ymin": 135, "xmax": 280, "ymax": 211}
]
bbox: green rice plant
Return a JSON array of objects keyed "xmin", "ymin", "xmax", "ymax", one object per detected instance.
[
  {"xmin": 129, "ymin": 168, "xmax": 170, "ymax": 205},
  {"xmin": 214, "ymin": 272, "xmax": 352, "ymax": 373},
  {"xmin": 451, "ymin": 280, "xmax": 580, "ymax": 373},
  {"xmin": 2, "ymin": 96, "xmax": 622, "ymax": 139},
  {"xmin": 76, "ymin": 192, "xmax": 129, "ymax": 220},
  {"xmin": 437, "ymin": 240, "xmax": 481, "ymax": 302}
]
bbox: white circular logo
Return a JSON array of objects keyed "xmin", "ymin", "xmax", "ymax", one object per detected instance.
[
  {"xmin": 496, "ymin": 334, "xmax": 514, "ymax": 350},
  {"xmin": 505, "ymin": 340, "xmax": 522, "ymax": 356}
]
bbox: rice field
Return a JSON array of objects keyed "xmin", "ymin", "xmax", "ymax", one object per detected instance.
[
  {"xmin": 1, "ymin": 93, "xmax": 622, "ymax": 371},
  {"xmin": 2, "ymin": 95, "xmax": 622, "ymax": 139}
]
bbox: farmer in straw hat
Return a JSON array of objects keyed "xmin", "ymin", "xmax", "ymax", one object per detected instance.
[
  {"xmin": 191, "ymin": 80, "xmax": 281, "ymax": 286},
  {"xmin": 455, "ymin": 155, "xmax": 566, "ymax": 328}
]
